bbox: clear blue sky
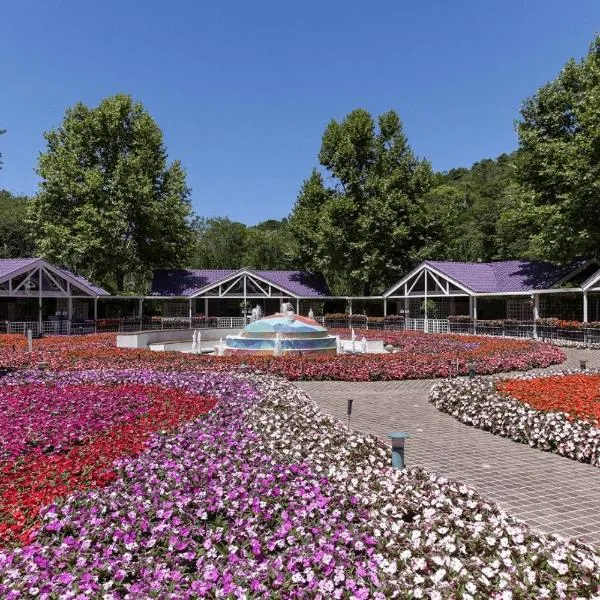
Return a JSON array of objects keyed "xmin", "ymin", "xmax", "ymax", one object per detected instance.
[{"xmin": 1, "ymin": 1, "xmax": 598, "ymax": 224}]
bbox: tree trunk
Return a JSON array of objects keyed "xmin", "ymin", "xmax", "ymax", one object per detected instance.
[{"xmin": 115, "ymin": 270, "xmax": 125, "ymax": 293}]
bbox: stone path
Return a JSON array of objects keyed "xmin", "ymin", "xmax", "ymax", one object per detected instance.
[{"xmin": 298, "ymin": 347, "xmax": 600, "ymax": 546}]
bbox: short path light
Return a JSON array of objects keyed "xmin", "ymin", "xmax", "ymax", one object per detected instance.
[
  {"xmin": 347, "ymin": 398, "xmax": 354, "ymax": 429},
  {"xmin": 467, "ymin": 362, "xmax": 476, "ymax": 378},
  {"xmin": 387, "ymin": 432, "xmax": 410, "ymax": 469},
  {"xmin": 580, "ymin": 359, "xmax": 587, "ymax": 371}
]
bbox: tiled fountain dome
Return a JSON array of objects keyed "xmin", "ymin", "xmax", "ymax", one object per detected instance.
[{"xmin": 224, "ymin": 314, "xmax": 337, "ymax": 355}]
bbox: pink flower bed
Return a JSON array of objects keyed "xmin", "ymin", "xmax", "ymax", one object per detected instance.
[{"xmin": 0, "ymin": 331, "xmax": 565, "ymax": 381}]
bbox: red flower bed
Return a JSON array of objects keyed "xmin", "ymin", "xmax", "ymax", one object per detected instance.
[
  {"xmin": 496, "ymin": 374, "xmax": 600, "ymax": 425},
  {"xmin": 0, "ymin": 382, "xmax": 215, "ymax": 547},
  {"xmin": 0, "ymin": 330, "xmax": 565, "ymax": 381}
]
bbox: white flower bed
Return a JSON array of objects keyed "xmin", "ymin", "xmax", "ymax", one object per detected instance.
[
  {"xmin": 429, "ymin": 371, "xmax": 600, "ymax": 467},
  {"xmin": 247, "ymin": 374, "xmax": 600, "ymax": 597}
]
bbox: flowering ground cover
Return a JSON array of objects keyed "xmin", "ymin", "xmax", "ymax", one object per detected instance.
[
  {"xmin": 0, "ymin": 378, "xmax": 215, "ymax": 547},
  {"xmin": 1, "ymin": 369, "xmax": 599, "ymax": 597},
  {"xmin": 0, "ymin": 331, "xmax": 565, "ymax": 381},
  {"xmin": 496, "ymin": 374, "xmax": 600, "ymax": 425},
  {"xmin": 430, "ymin": 371, "xmax": 600, "ymax": 467}
]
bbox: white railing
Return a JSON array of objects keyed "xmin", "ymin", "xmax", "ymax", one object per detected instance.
[
  {"xmin": 217, "ymin": 317, "xmax": 245, "ymax": 329},
  {"xmin": 405, "ymin": 318, "xmax": 450, "ymax": 333}
]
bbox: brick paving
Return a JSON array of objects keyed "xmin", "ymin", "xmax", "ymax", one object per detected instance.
[{"xmin": 298, "ymin": 347, "xmax": 600, "ymax": 546}]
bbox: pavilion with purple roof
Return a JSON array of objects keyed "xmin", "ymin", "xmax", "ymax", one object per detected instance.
[
  {"xmin": 148, "ymin": 268, "xmax": 331, "ymax": 318},
  {"xmin": 0, "ymin": 258, "xmax": 110, "ymax": 332},
  {"xmin": 383, "ymin": 258, "xmax": 600, "ymax": 324}
]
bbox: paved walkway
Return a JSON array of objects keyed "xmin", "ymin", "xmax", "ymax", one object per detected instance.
[{"xmin": 298, "ymin": 348, "xmax": 600, "ymax": 546}]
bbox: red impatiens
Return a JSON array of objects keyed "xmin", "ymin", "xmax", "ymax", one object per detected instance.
[
  {"xmin": 496, "ymin": 373, "xmax": 600, "ymax": 425},
  {"xmin": 0, "ymin": 382, "xmax": 215, "ymax": 547},
  {"xmin": 0, "ymin": 331, "xmax": 565, "ymax": 381}
]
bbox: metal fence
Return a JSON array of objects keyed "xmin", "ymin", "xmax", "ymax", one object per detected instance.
[
  {"xmin": 5, "ymin": 317, "xmax": 600, "ymax": 346},
  {"xmin": 448, "ymin": 321, "xmax": 600, "ymax": 345},
  {"xmin": 3, "ymin": 316, "xmax": 247, "ymax": 336}
]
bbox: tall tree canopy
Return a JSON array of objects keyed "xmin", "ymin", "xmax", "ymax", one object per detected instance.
[
  {"xmin": 0, "ymin": 190, "xmax": 35, "ymax": 258},
  {"xmin": 29, "ymin": 94, "xmax": 193, "ymax": 292},
  {"xmin": 514, "ymin": 35, "xmax": 600, "ymax": 262},
  {"xmin": 421, "ymin": 153, "xmax": 519, "ymax": 262},
  {"xmin": 189, "ymin": 217, "xmax": 297, "ymax": 270},
  {"xmin": 290, "ymin": 109, "xmax": 432, "ymax": 295}
]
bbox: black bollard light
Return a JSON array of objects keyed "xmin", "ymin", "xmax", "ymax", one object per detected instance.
[
  {"xmin": 347, "ymin": 398, "xmax": 354, "ymax": 429},
  {"xmin": 467, "ymin": 362, "xmax": 476, "ymax": 378},
  {"xmin": 580, "ymin": 359, "xmax": 587, "ymax": 371}
]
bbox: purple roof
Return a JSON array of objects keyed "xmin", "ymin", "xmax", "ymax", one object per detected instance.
[
  {"xmin": 149, "ymin": 269, "xmax": 330, "ymax": 297},
  {"xmin": 425, "ymin": 259, "xmax": 589, "ymax": 293},
  {"xmin": 0, "ymin": 258, "xmax": 109, "ymax": 296},
  {"xmin": 0, "ymin": 258, "xmax": 39, "ymax": 279}
]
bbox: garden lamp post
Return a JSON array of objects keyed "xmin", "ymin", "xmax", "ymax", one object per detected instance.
[
  {"xmin": 580, "ymin": 359, "xmax": 587, "ymax": 371},
  {"xmin": 347, "ymin": 398, "xmax": 353, "ymax": 429},
  {"xmin": 387, "ymin": 432, "xmax": 410, "ymax": 469}
]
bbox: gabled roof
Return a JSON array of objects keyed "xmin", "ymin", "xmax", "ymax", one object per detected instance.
[
  {"xmin": 0, "ymin": 258, "xmax": 39, "ymax": 279},
  {"xmin": 424, "ymin": 260, "xmax": 577, "ymax": 293},
  {"xmin": 149, "ymin": 269, "xmax": 330, "ymax": 298},
  {"xmin": 0, "ymin": 258, "xmax": 110, "ymax": 296},
  {"xmin": 386, "ymin": 258, "xmax": 596, "ymax": 296}
]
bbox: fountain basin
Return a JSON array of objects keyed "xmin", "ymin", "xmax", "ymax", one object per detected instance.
[{"xmin": 224, "ymin": 314, "xmax": 337, "ymax": 355}]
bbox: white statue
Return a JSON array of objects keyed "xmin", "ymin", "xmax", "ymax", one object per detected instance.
[
  {"xmin": 191, "ymin": 330, "xmax": 197, "ymax": 353},
  {"xmin": 336, "ymin": 335, "xmax": 343, "ymax": 354},
  {"xmin": 196, "ymin": 330, "xmax": 202, "ymax": 354},
  {"xmin": 360, "ymin": 336, "xmax": 368, "ymax": 353},
  {"xmin": 351, "ymin": 328, "xmax": 356, "ymax": 353},
  {"xmin": 274, "ymin": 332, "xmax": 284, "ymax": 357},
  {"xmin": 218, "ymin": 337, "xmax": 225, "ymax": 356},
  {"xmin": 308, "ymin": 308, "xmax": 314, "ymax": 320}
]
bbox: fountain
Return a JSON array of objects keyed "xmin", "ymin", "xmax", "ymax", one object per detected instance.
[
  {"xmin": 224, "ymin": 310, "xmax": 338, "ymax": 355},
  {"xmin": 360, "ymin": 336, "xmax": 368, "ymax": 353}
]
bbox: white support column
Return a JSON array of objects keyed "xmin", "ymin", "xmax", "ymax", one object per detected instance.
[
  {"xmin": 424, "ymin": 271, "xmax": 428, "ymax": 332},
  {"xmin": 67, "ymin": 282, "xmax": 73, "ymax": 327},
  {"xmin": 188, "ymin": 298, "xmax": 193, "ymax": 319},
  {"xmin": 404, "ymin": 297, "xmax": 409, "ymax": 317},
  {"xmin": 583, "ymin": 291, "xmax": 588, "ymax": 324},
  {"xmin": 473, "ymin": 296, "xmax": 478, "ymax": 321},
  {"xmin": 348, "ymin": 299, "xmax": 353, "ymax": 316},
  {"xmin": 296, "ymin": 298, "xmax": 300, "ymax": 314},
  {"xmin": 94, "ymin": 297, "xmax": 98, "ymax": 321},
  {"xmin": 243, "ymin": 276, "xmax": 247, "ymax": 322},
  {"xmin": 204, "ymin": 297, "xmax": 208, "ymax": 317},
  {"xmin": 533, "ymin": 294, "xmax": 539, "ymax": 338},
  {"xmin": 469, "ymin": 296, "xmax": 474, "ymax": 318},
  {"xmin": 38, "ymin": 268, "xmax": 43, "ymax": 332},
  {"xmin": 383, "ymin": 298, "xmax": 387, "ymax": 317}
]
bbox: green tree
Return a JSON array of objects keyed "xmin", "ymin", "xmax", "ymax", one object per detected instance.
[
  {"xmin": 290, "ymin": 109, "xmax": 432, "ymax": 295},
  {"xmin": 190, "ymin": 217, "xmax": 248, "ymax": 269},
  {"xmin": 244, "ymin": 219, "xmax": 298, "ymax": 270},
  {"xmin": 29, "ymin": 94, "xmax": 193, "ymax": 292},
  {"xmin": 429, "ymin": 153, "xmax": 519, "ymax": 261},
  {"xmin": 516, "ymin": 35, "xmax": 600, "ymax": 261},
  {"xmin": 0, "ymin": 190, "xmax": 36, "ymax": 258}
]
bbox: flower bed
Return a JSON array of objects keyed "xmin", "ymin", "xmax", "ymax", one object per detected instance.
[
  {"xmin": 1, "ymin": 369, "xmax": 599, "ymax": 597},
  {"xmin": 429, "ymin": 372, "xmax": 600, "ymax": 467},
  {"xmin": 0, "ymin": 377, "xmax": 215, "ymax": 547},
  {"xmin": 497, "ymin": 374, "xmax": 600, "ymax": 426},
  {"xmin": 0, "ymin": 331, "xmax": 565, "ymax": 381}
]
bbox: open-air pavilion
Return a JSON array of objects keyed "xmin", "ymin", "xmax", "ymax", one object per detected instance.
[
  {"xmin": 383, "ymin": 258, "xmax": 600, "ymax": 328},
  {"xmin": 0, "ymin": 258, "xmax": 110, "ymax": 333},
  {"xmin": 148, "ymin": 268, "xmax": 334, "ymax": 320}
]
